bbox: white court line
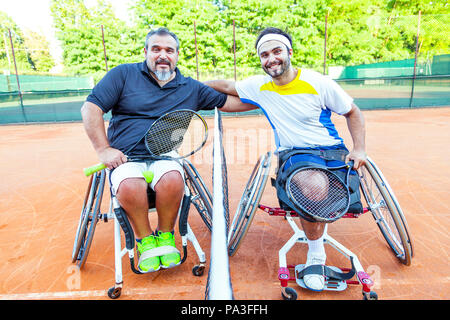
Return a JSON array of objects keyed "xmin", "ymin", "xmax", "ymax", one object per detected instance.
[
  {"xmin": 0, "ymin": 288, "xmax": 151, "ymax": 300},
  {"xmin": 0, "ymin": 290, "xmax": 107, "ymax": 300},
  {"xmin": 0, "ymin": 285, "xmax": 204, "ymax": 300},
  {"xmin": 0, "ymin": 276, "xmax": 448, "ymax": 300}
]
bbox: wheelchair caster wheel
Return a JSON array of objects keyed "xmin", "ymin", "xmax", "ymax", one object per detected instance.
[
  {"xmin": 108, "ymin": 286, "xmax": 122, "ymax": 299},
  {"xmin": 363, "ymin": 291, "xmax": 378, "ymax": 300},
  {"xmin": 192, "ymin": 265, "xmax": 205, "ymax": 276},
  {"xmin": 281, "ymin": 287, "xmax": 298, "ymax": 300}
]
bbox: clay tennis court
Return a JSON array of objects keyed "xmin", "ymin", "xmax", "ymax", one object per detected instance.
[{"xmin": 0, "ymin": 107, "xmax": 449, "ymax": 300}]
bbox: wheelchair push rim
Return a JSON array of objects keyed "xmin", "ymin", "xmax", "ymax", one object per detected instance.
[
  {"xmin": 359, "ymin": 157, "xmax": 413, "ymax": 266},
  {"xmin": 227, "ymin": 151, "xmax": 272, "ymax": 257},
  {"xmin": 71, "ymin": 170, "xmax": 106, "ymax": 268},
  {"xmin": 71, "ymin": 173, "xmax": 94, "ymax": 263},
  {"xmin": 183, "ymin": 159, "xmax": 213, "ymax": 231}
]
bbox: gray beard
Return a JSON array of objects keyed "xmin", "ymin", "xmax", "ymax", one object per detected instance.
[{"xmin": 154, "ymin": 70, "xmax": 173, "ymax": 81}]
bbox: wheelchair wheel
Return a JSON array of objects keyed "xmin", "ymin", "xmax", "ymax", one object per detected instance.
[
  {"xmin": 227, "ymin": 151, "xmax": 272, "ymax": 256},
  {"xmin": 183, "ymin": 160, "xmax": 213, "ymax": 231},
  {"xmin": 71, "ymin": 170, "xmax": 106, "ymax": 268},
  {"xmin": 358, "ymin": 157, "xmax": 413, "ymax": 266},
  {"xmin": 281, "ymin": 287, "xmax": 298, "ymax": 301}
]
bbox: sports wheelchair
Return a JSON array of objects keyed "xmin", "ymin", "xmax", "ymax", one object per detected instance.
[
  {"xmin": 71, "ymin": 159, "xmax": 213, "ymax": 299},
  {"xmin": 227, "ymin": 151, "xmax": 413, "ymax": 300}
]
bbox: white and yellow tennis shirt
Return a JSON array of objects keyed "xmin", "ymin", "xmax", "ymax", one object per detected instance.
[{"xmin": 235, "ymin": 68, "xmax": 353, "ymax": 151}]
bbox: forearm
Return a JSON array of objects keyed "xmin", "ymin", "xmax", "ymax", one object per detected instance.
[
  {"xmin": 220, "ymin": 95, "xmax": 258, "ymax": 113},
  {"xmin": 345, "ymin": 104, "xmax": 366, "ymax": 152},
  {"xmin": 203, "ymin": 79, "xmax": 238, "ymax": 96},
  {"xmin": 81, "ymin": 101, "xmax": 110, "ymax": 154}
]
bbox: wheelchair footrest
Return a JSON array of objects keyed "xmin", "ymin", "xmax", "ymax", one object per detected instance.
[{"xmin": 294, "ymin": 264, "xmax": 349, "ymax": 291}]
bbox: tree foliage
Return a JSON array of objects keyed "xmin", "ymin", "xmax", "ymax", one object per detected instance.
[
  {"xmin": 48, "ymin": 0, "xmax": 448, "ymax": 78},
  {"xmin": 23, "ymin": 30, "xmax": 55, "ymax": 72},
  {"xmin": 50, "ymin": 0, "xmax": 133, "ymax": 79},
  {"xmin": 0, "ymin": 11, "xmax": 55, "ymax": 73}
]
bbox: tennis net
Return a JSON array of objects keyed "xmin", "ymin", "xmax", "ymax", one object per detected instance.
[{"xmin": 204, "ymin": 107, "xmax": 233, "ymax": 300}]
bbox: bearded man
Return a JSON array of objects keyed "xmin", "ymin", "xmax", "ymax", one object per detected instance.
[
  {"xmin": 204, "ymin": 27, "xmax": 367, "ymax": 291},
  {"xmin": 81, "ymin": 27, "xmax": 249, "ymax": 273}
]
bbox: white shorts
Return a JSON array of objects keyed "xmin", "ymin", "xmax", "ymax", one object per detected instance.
[{"xmin": 109, "ymin": 159, "xmax": 184, "ymax": 195}]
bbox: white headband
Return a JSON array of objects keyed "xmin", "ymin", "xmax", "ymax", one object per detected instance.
[{"xmin": 256, "ymin": 34, "xmax": 292, "ymax": 54}]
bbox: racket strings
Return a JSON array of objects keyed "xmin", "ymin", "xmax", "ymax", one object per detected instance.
[
  {"xmin": 287, "ymin": 168, "xmax": 349, "ymax": 221},
  {"xmin": 145, "ymin": 110, "xmax": 204, "ymax": 157}
]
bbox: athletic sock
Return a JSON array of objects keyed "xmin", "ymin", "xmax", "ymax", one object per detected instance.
[{"xmin": 307, "ymin": 235, "xmax": 326, "ymax": 258}]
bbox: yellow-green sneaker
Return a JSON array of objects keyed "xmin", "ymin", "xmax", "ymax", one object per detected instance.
[
  {"xmin": 136, "ymin": 235, "xmax": 160, "ymax": 273},
  {"xmin": 157, "ymin": 231, "xmax": 181, "ymax": 269}
]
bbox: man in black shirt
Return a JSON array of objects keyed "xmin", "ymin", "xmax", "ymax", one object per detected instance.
[{"xmin": 81, "ymin": 27, "xmax": 251, "ymax": 273}]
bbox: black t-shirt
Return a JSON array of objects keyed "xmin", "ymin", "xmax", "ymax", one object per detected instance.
[{"xmin": 86, "ymin": 61, "xmax": 227, "ymax": 156}]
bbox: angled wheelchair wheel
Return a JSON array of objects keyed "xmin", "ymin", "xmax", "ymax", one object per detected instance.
[
  {"xmin": 183, "ymin": 160, "xmax": 213, "ymax": 231},
  {"xmin": 71, "ymin": 170, "xmax": 106, "ymax": 268},
  {"xmin": 358, "ymin": 157, "xmax": 413, "ymax": 266},
  {"xmin": 227, "ymin": 151, "xmax": 272, "ymax": 256}
]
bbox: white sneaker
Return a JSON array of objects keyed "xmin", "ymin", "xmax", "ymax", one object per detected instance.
[{"xmin": 303, "ymin": 253, "xmax": 326, "ymax": 291}]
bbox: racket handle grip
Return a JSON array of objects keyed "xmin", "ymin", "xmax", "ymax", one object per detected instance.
[{"xmin": 84, "ymin": 163, "xmax": 106, "ymax": 176}]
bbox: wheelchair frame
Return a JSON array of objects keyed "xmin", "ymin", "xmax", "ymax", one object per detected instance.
[
  {"xmin": 227, "ymin": 152, "xmax": 413, "ymax": 300},
  {"xmin": 71, "ymin": 159, "xmax": 213, "ymax": 299}
]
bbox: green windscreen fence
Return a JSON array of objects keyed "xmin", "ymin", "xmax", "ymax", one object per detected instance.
[
  {"xmin": 337, "ymin": 59, "xmax": 418, "ymax": 79},
  {"xmin": 337, "ymin": 76, "xmax": 450, "ymax": 110},
  {"xmin": 0, "ymin": 74, "xmax": 93, "ymax": 92},
  {"xmin": 330, "ymin": 54, "xmax": 450, "ymax": 110},
  {"xmin": 0, "ymin": 74, "xmax": 95, "ymax": 124},
  {"xmin": 334, "ymin": 54, "xmax": 450, "ymax": 79},
  {"xmin": 0, "ymin": 74, "xmax": 96, "ymax": 124},
  {"xmin": 0, "ymin": 89, "xmax": 94, "ymax": 124}
]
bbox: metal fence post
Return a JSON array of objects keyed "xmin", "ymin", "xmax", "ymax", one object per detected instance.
[
  {"xmin": 101, "ymin": 25, "xmax": 109, "ymax": 72},
  {"xmin": 194, "ymin": 20, "xmax": 199, "ymax": 80},
  {"xmin": 409, "ymin": 11, "xmax": 421, "ymax": 108},
  {"xmin": 233, "ymin": 20, "xmax": 237, "ymax": 81},
  {"xmin": 8, "ymin": 28, "xmax": 26, "ymax": 122},
  {"xmin": 323, "ymin": 11, "xmax": 328, "ymax": 75}
]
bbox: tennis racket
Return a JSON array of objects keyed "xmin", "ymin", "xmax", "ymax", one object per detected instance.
[
  {"xmin": 285, "ymin": 161, "xmax": 354, "ymax": 222},
  {"xmin": 84, "ymin": 109, "xmax": 208, "ymax": 176}
]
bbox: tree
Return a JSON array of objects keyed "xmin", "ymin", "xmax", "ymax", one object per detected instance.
[
  {"xmin": 0, "ymin": 11, "xmax": 32, "ymax": 73},
  {"xmin": 49, "ymin": 0, "xmax": 448, "ymax": 78},
  {"xmin": 326, "ymin": 0, "xmax": 449, "ymax": 66},
  {"xmin": 0, "ymin": 11, "xmax": 54, "ymax": 74},
  {"xmin": 130, "ymin": 0, "xmax": 230, "ymax": 78},
  {"xmin": 50, "ymin": 0, "xmax": 133, "ymax": 79},
  {"xmin": 23, "ymin": 29, "xmax": 55, "ymax": 72},
  {"xmin": 216, "ymin": 0, "xmax": 330, "ymax": 73}
]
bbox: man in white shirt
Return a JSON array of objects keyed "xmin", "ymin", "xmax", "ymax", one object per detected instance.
[{"xmin": 206, "ymin": 27, "xmax": 366, "ymax": 291}]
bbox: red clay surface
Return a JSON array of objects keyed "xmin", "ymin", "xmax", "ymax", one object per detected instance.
[{"xmin": 0, "ymin": 107, "xmax": 449, "ymax": 300}]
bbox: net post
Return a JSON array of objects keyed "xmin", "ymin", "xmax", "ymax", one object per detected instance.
[{"xmin": 206, "ymin": 107, "xmax": 233, "ymax": 300}]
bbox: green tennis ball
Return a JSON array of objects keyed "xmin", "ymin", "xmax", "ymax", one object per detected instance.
[{"xmin": 142, "ymin": 171, "xmax": 154, "ymax": 183}]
